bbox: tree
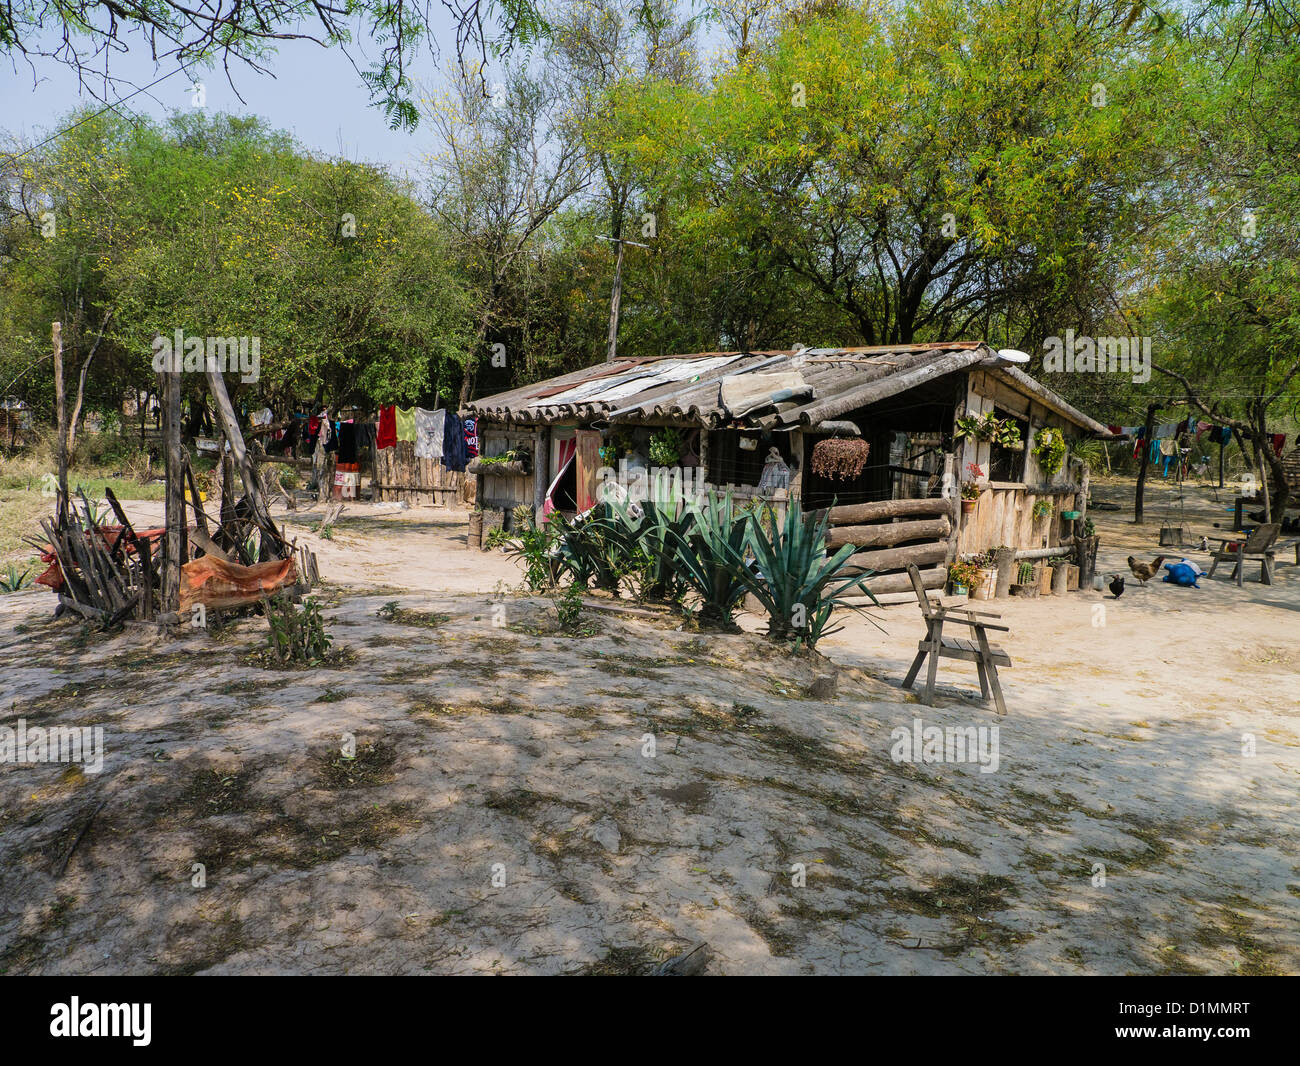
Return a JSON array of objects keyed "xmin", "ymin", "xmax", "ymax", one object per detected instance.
[
  {"xmin": 0, "ymin": 111, "xmax": 472, "ymax": 432},
  {"xmin": 1133, "ymin": 2, "xmax": 1300, "ymax": 516},
  {"xmin": 612, "ymin": 0, "xmax": 1181, "ymax": 348},
  {"xmin": 425, "ymin": 61, "xmax": 587, "ymax": 403},
  {"xmin": 1, "ymin": 0, "xmax": 549, "ymax": 128}
]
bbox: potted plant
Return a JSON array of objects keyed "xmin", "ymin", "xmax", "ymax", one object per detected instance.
[
  {"xmin": 955, "ymin": 412, "xmax": 1022, "ymax": 448},
  {"xmin": 648, "ymin": 427, "xmax": 682, "ymax": 467},
  {"xmin": 1010, "ymin": 559, "xmax": 1040, "ymax": 597},
  {"xmin": 1032, "ymin": 498, "xmax": 1053, "ymax": 521},
  {"xmin": 948, "ymin": 558, "xmax": 981, "ymax": 596},
  {"xmin": 973, "ymin": 548, "xmax": 999, "ymax": 600},
  {"xmin": 961, "ymin": 462, "xmax": 986, "ymax": 514},
  {"xmin": 1033, "ymin": 426, "xmax": 1067, "ymax": 478}
]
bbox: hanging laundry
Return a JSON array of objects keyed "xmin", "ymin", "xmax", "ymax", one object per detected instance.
[
  {"xmin": 336, "ymin": 421, "xmax": 359, "ymax": 464},
  {"xmin": 1271, "ymin": 433, "xmax": 1286, "ymax": 457},
  {"xmin": 377, "ymin": 405, "xmax": 397, "ymax": 449},
  {"xmin": 395, "ymin": 406, "xmax": 416, "ymax": 443},
  {"xmin": 414, "ymin": 408, "xmax": 445, "ymax": 460},
  {"xmin": 441, "ymin": 411, "xmax": 468, "ymax": 472},
  {"xmin": 356, "ymin": 422, "xmax": 376, "ymax": 453},
  {"xmin": 1154, "ymin": 422, "xmax": 1178, "ymax": 439},
  {"xmin": 463, "ymin": 417, "xmax": 479, "ymax": 459},
  {"xmin": 307, "ymin": 415, "xmax": 322, "ymax": 449}
]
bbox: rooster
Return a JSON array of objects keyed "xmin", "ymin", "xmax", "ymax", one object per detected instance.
[
  {"xmin": 1109, "ymin": 574, "xmax": 1125, "ymax": 598},
  {"xmin": 1126, "ymin": 555, "xmax": 1166, "ymax": 585}
]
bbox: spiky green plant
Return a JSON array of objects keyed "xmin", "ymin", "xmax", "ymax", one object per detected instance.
[
  {"xmin": 500, "ymin": 506, "xmax": 566, "ymax": 591},
  {"xmin": 671, "ymin": 492, "xmax": 750, "ymax": 627},
  {"xmin": 610, "ymin": 497, "xmax": 695, "ymax": 603},
  {"xmin": 739, "ymin": 501, "xmax": 879, "ymax": 648},
  {"xmin": 1, "ymin": 564, "xmax": 33, "ymax": 593},
  {"xmin": 557, "ymin": 503, "xmax": 638, "ymax": 594}
]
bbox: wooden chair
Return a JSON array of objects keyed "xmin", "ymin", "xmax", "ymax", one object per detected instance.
[
  {"xmin": 901, "ymin": 564, "xmax": 1012, "ymax": 715},
  {"xmin": 1207, "ymin": 523, "xmax": 1281, "ymax": 586}
]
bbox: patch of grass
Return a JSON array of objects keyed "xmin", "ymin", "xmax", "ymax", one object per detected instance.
[
  {"xmin": 574, "ymin": 945, "xmax": 658, "ymax": 976},
  {"xmin": 376, "ymin": 601, "xmax": 451, "ymax": 628},
  {"xmin": 0, "ymin": 893, "xmax": 78, "ymax": 975},
  {"xmin": 885, "ymin": 874, "xmax": 1025, "ymax": 957},
  {"xmin": 316, "ymin": 742, "xmax": 397, "ymax": 790}
]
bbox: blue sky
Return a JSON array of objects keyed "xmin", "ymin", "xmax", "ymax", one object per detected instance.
[{"xmin": 0, "ymin": 14, "xmax": 483, "ymax": 172}]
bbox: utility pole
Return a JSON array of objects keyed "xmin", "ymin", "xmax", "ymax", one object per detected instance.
[{"xmin": 597, "ymin": 234, "xmax": 650, "ymax": 362}]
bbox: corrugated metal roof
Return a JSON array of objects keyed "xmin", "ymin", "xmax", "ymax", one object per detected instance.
[{"xmin": 462, "ymin": 342, "xmax": 1108, "ymax": 434}]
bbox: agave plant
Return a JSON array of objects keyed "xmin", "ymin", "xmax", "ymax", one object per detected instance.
[
  {"xmin": 557, "ymin": 504, "xmax": 638, "ymax": 594},
  {"xmin": 740, "ymin": 500, "xmax": 879, "ymax": 648},
  {"xmin": 1, "ymin": 564, "xmax": 33, "ymax": 593},
  {"xmin": 671, "ymin": 492, "xmax": 751, "ymax": 627},
  {"xmin": 610, "ymin": 496, "xmax": 695, "ymax": 603}
]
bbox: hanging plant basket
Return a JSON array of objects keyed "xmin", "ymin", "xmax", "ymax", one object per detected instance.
[{"xmin": 811, "ymin": 437, "xmax": 871, "ymax": 481}]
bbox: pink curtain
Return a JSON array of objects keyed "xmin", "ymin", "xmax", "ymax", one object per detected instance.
[{"xmin": 543, "ymin": 437, "xmax": 578, "ymax": 516}]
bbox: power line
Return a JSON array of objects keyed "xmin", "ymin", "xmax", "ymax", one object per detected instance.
[{"xmin": 1, "ymin": 67, "xmax": 190, "ymax": 162}]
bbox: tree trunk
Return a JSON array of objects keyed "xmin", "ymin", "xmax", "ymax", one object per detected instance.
[{"xmin": 1133, "ymin": 403, "xmax": 1158, "ymax": 524}]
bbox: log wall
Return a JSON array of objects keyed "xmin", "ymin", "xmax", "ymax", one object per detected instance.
[{"xmin": 826, "ymin": 495, "xmax": 956, "ymax": 598}]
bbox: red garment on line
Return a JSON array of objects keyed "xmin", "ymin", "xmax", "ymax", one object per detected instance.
[{"xmin": 376, "ymin": 405, "xmax": 397, "ymax": 449}]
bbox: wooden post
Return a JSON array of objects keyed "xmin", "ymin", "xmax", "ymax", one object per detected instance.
[
  {"xmin": 606, "ymin": 238, "xmax": 625, "ymax": 362},
  {"xmin": 1218, "ymin": 436, "xmax": 1225, "ymax": 488},
  {"xmin": 533, "ymin": 426, "xmax": 549, "ymax": 523},
  {"xmin": 205, "ymin": 363, "xmax": 282, "ymax": 550},
  {"xmin": 161, "ymin": 361, "xmax": 186, "ymax": 615},
  {"xmin": 52, "ymin": 322, "xmax": 68, "ymax": 527},
  {"xmin": 787, "ymin": 430, "xmax": 802, "ymax": 504},
  {"xmin": 993, "ymin": 545, "xmax": 1016, "ymax": 598}
]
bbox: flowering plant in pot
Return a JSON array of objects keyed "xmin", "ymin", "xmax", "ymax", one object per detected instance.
[
  {"xmin": 948, "ymin": 558, "xmax": 982, "ymax": 596},
  {"xmin": 960, "ymin": 462, "xmax": 985, "ymax": 514}
]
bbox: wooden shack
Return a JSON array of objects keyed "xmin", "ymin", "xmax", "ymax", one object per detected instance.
[{"xmin": 462, "ymin": 343, "xmax": 1111, "ymax": 595}]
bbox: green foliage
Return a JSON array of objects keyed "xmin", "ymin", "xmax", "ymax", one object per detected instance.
[
  {"xmin": 1, "ymin": 564, "xmax": 33, "ymax": 593},
  {"xmin": 648, "ymin": 427, "xmax": 682, "ymax": 467},
  {"xmin": 948, "ymin": 559, "xmax": 982, "ymax": 589},
  {"xmin": 1033, "ymin": 428, "xmax": 1067, "ymax": 478},
  {"xmin": 0, "ymin": 111, "xmax": 472, "ymax": 416},
  {"xmin": 263, "ymin": 595, "xmax": 333, "ymax": 664},
  {"xmin": 499, "ymin": 505, "xmax": 566, "ymax": 591},
  {"xmin": 739, "ymin": 500, "xmax": 877, "ymax": 649},
  {"xmin": 557, "ymin": 504, "xmax": 638, "ymax": 594},
  {"xmin": 955, "ymin": 413, "xmax": 1021, "ymax": 448},
  {"xmin": 668, "ymin": 493, "xmax": 751, "ymax": 628},
  {"xmin": 551, "ymin": 580, "xmax": 585, "ymax": 631}
]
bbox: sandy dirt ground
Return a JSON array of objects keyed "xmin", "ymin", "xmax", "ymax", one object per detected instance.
[{"xmin": 1, "ymin": 474, "xmax": 1297, "ymax": 975}]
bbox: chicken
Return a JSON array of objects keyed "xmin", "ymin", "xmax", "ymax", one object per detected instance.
[
  {"xmin": 1126, "ymin": 555, "xmax": 1167, "ymax": 585},
  {"xmin": 1109, "ymin": 574, "xmax": 1125, "ymax": 598}
]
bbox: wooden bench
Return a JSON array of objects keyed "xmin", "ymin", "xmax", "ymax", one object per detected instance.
[
  {"xmin": 900, "ymin": 564, "xmax": 1012, "ymax": 715},
  {"xmin": 1207, "ymin": 523, "xmax": 1281, "ymax": 586}
]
